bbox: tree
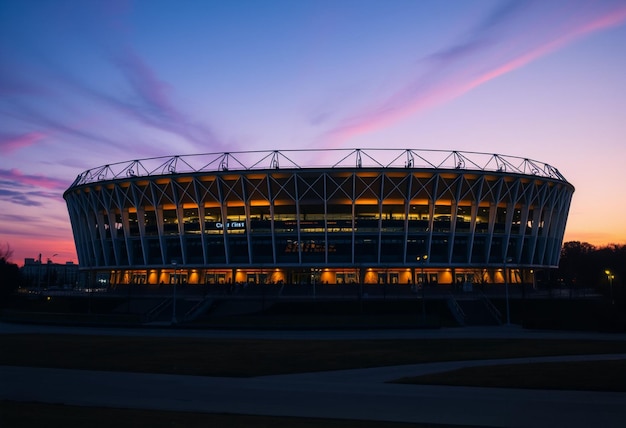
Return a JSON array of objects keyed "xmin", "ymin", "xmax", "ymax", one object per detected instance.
[
  {"xmin": 558, "ymin": 241, "xmax": 625, "ymax": 303},
  {"xmin": 0, "ymin": 242, "xmax": 14, "ymax": 262},
  {"xmin": 0, "ymin": 243, "xmax": 21, "ymax": 304},
  {"xmin": 558, "ymin": 241, "xmax": 596, "ymax": 286}
]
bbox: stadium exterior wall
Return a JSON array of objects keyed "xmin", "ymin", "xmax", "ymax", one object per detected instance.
[{"xmin": 63, "ymin": 149, "xmax": 574, "ymax": 288}]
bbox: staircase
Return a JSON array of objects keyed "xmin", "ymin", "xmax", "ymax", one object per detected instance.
[{"xmin": 450, "ymin": 295, "xmax": 502, "ymax": 326}]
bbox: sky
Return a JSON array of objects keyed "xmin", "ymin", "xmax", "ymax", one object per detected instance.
[{"xmin": 1, "ymin": 0, "xmax": 625, "ymax": 266}]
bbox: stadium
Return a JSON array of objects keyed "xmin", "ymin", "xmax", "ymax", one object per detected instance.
[{"xmin": 63, "ymin": 149, "xmax": 574, "ymax": 290}]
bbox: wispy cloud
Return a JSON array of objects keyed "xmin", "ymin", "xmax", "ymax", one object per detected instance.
[
  {"xmin": 0, "ymin": 220, "xmax": 73, "ymax": 239},
  {"xmin": 0, "ymin": 189, "xmax": 44, "ymax": 207},
  {"xmin": 322, "ymin": 1, "xmax": 626, "ymax": 146},
  {"xmin": 0, "ymin": 168, "xmax": 68, "ymax": 190},
  {"xmin": 108, "ymin": 48, "xmax": 226, "ymax": 151},
  {"xmin": 36, "ymin": 46, "xmax": 230, "ymax": 154},
  {"xmin": 0, "ymin": 3, "xmax": 228, "ymax": 159},
  {"xmin": 0, "ymin": 213, "xmax": 41, "ymax": 223},
  {"xmin": 2, "ymin": 98, "xmax": 139, "ymax": 152},
  {"xmin": 0, "ymin": 132, "xmax": 46, "ymax": 154},
  {"xmin": 93, "ymin": 0, "xmax": 229, "ymax": 153}
]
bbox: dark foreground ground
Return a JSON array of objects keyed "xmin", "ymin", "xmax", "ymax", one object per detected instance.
[
  {"xmin": 2, "ymin": 325, "xmax": 626, "ymax": 427},
  {"xmin": 1, "ymin": 292, "xmax": 625, "ymax": 427},
  {"xmin": 2, "ymin": 333, "xmax": 626, "ymax": 379},
  {"xmin": 2, "ymin": 401, "xmax": 453, "ymax": 428},
  {"xmin": 3, "ymin": 291, "xmax": 626, "ymax": 332}
]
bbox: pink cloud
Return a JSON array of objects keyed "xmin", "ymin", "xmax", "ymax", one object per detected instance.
[
  {"xmin": 464, "ymin": 6, "xmax": 626, "ymax": 92},
  {"xmin": 0, "ymin": 168, "xmax": 68, "ymax": 190},
  {"xmin": 323, "ymin": 4, "xmax": 626, "ymax": 146},
  {"xmin": 0, "ymin": 132, "xmax": 46, "ymax": 154}
]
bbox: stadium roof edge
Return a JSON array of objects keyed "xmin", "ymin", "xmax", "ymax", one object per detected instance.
[{"xmin": 66, "ymin": 148, "xmax": 571, "ymax": 189}]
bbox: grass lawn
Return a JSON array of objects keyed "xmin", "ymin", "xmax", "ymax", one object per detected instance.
[
  {"xmin": 2, "ymin": 333, "xmax": 626, "ymax": 427},
  {"xmin": 0, "ymin": 401, "xmax": 476, "ymax": 428},
  {"xmin": 2, "ymin": 334, "xmax": 626, "ymax": 377},
  {"xmin": 393, "ymin": 359, "xmax": 626, "ymax": 392}
]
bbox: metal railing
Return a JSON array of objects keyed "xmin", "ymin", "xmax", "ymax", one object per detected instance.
[
  {"xmin": 66, "ymin": 148, "xmax": 569, "ymax": 189},
  {"xmin": 480, "ymin": 292, "xmax": 503, "ymax": 325}
]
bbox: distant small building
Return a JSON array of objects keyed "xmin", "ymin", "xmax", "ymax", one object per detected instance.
[{"xmin": 21, "ymin": 257, "xmax": 79, "ymax": 289}]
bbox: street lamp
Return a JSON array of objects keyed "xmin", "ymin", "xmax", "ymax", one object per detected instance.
[
  {"xmin": 46, "ymin": 254, "xmax": 59, "ymax": 289},
  {"xmin": 36, "ymin": 253, "xmax": 58, "ymax": 292},
  {"xmin": 504, "ymin": 257, "xmax": 513, "ymax": 325},
  {"xmin": 605, "ymin": 269, "xmax": 615, "ymax": 305},
  {"xmin": 416, "ymin": 254, "xmax": 428, "ymax": 322},
  {"xmin": 172, "ymin": 261, "xmax": 178, "ymax": 324}
]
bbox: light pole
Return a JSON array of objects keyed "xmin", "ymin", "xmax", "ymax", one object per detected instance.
[
  {"xmin": 37, "ymin": 253, "xmax": 42, "ymax": 292},
  {"xmin": 417, "ymin": 254, "xmax": 428, "ymax": 322},
  {"xmin": 46, "ymin": 253, "xmax": 58, "ymax": 289},
  {"xmin": 172, "ymin": 261, "xmax": 178, "ymax": 324},
  {"xmin": 504, "ymin": 257, "xmax": 512, "ymax": 325},
  {"xmin": 605, "ymin": 269, "xmax": 615, "ymax": 305}
]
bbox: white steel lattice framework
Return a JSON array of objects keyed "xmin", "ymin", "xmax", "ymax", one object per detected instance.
[{"xmin": 63, "ymin": 149, "xmax": 574, "ymax": 286}]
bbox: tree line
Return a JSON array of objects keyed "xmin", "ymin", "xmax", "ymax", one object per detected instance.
[
  {"xmin": 0, "ymin": 243, "xmax": 21, "ymax": 302},
  {"xmin": 557, "ymin": 241, "xmax": 625, "ymax": 303}
]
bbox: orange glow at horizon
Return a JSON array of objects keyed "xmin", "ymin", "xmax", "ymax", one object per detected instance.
[{"xmin": 8, "ymin": 237, "xmax": 78, "ymax": 267}]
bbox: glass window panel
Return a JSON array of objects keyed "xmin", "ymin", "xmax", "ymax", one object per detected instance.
[
  {"xmin": 186, "ymin": 236, "xmax": 203, "ymax": 263},
  {"xmin": 251, "ymin": 238, "xmax": 274, "ymax": 263},
  {"xmin": 183, "ymin": 209, "xmax": 200, "ymax": 234},
  {"xmin": 494, "ymin": 207, "xmax": 507, "ymax": 234},
  {"xmin": 355, "ymin": 204, "xmax": 379, "ymax": 220},
  {"xmin": 433, "ymin": 205, "xmax": 451, "ymax": 232},
  {"xmin": 165, "ymin": 236, "xmax": 182, "ymax": 263},
  {"xmin": 276, "ymin": 238, "xmax": 299, "ymax": 263},
  {"xmin": 381, "ymin": 238, "xmax": 404, "ymax": 262},
  {"xmin": 406, "ymin": 237, "xmax": 428, "ymax": 258},
  {"xmin": 327, "ymin": 236, "xmax": 352, "ymax": 263},
  {"xmin": 452, "ymin": 237, "xmax": 468, "ymax": 263},
  {"xmin": 327, "ymin": 204, "xmax": 352, "ymax": 220},
  {"xmin": 225, "ymin": 206, "xmax": 245, "ymax": 222},
  {"xmin": 144, "ymin": 210, "xmax": 158, "ymax": 235},
  {"xmin": 298, "ymin": 237, "xmax": 325, "ymax": 262},
  {"xmin": 147, "ymin": 238, "xmax": 162, "ymax": 264},
  {"xmin": 354, "ymin": 236, "xmax": 377, "ymax": 262},
  {"xmin": 489, "ymin": 237, "xmax": 504, "ymax": 263},
  {"xmin": 409, "ymin": 204, "xmax": 429, "ymax": 220},
  {"xmin": 205, "ymin": 238, "xmax": 226, "ymax": 263},
  {"xmin": 163, "ymin": 209, "xmax": 178, "ymax": 235},
  {"xmin": 471, "ymin": 236, "xmax": 486, "ymax": 263},
  {"xmin": 476, "ymin": 207, "xmax": 490, "ymax": 224},
  {"xmin": 130, "ymin": 238, "xmax": 143, "ymax": 265},
  {"xmin": 430, "ymin": 236, "xmax": 448, "ymax": 263},
  {"xmin": 227, "ymin": 236, "xmax": 249, "ymax": 263},
  {"xmin": 128, "ymin": 212, "xmax": 140, "ymax": 236}
]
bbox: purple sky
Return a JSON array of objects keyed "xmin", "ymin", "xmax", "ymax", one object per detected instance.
[{"xmin": 1, "ymin": 0, "xmax": 625, "ymax": 265}]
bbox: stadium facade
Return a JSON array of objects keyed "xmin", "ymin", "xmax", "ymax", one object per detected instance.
[{"xmin": 63, "ymin": 149, "xmax": 574, "ymax": 288}]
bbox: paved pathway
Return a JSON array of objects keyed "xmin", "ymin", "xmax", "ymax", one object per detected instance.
[
  {"xmin": 2, "ymin": 355, "xmax": 626, "ymax": 428},
  {"xmin": 2, "ymin": 322, "xmax": 626, "ymax": 427}
]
